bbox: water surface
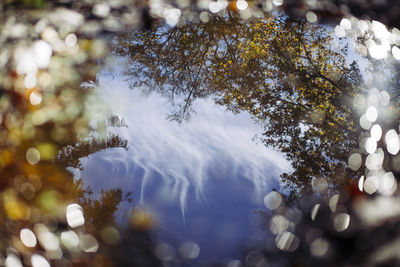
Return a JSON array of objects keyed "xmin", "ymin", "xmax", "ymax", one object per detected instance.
[
  {"xmin": 2, "ymin": 3, "xmax": 400, "ymax": 266},
  {"xmin": 75, "ymin": 61, "xmax": 288, "ymax": 263}
]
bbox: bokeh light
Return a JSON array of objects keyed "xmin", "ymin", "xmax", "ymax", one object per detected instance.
[
  {"xmin": 333, "ymin": 213, "xmax": 350, "ymax": 232},
  {"xmin": 348, "ymin": 153, "xmax": 362, "ymax": 171},
  {"xmin": 385, "ymin": 129, "xmax": 400, "ymax": 155},
  {"xmin": 20, "ymin": 228, "xmax": 37, "ymax": 247},
  {"xmin": 178, "ymin": 241, "xmax": 200, "ymax": 259},
  {"xmin": 264, "ymin": 191, "xmax": 282, "ymax": 210},
  {"xmin": 310, "ymin": 238, "xmax": 329, "ymax": 257},
  {"xmin": 66, "ymin": 204, "xmax": 85, "ymax": 228}
]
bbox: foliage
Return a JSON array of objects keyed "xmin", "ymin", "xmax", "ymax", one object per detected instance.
[
  {"xmin": 56, "ymin": 133, "xmax": 128, "ymax": 170},
  {"xmin": 79, "ymin": 187, "xmax": 132, "ymax": 230},
  {"xmin": 114, "ymin": 15, "xmax": 364, "ymax": 195}
]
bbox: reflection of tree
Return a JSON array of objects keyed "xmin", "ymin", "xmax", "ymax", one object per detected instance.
[
  {"xmin": 58, "ymin": 117, "xmax": 161, "ymax": 266},
  {"xmin": 55, "ymin": 113, "xmax": 130, "ymax": 225},
  {"xmin": 107, "ymin": 115, "xmax": 128, "ymax": 128},
  {"xmin": 114, "ymin": 15, "xmax": 363, "ymax": 195},
  {"xmin": 56, "ymin": 133, "xmax": 128, "ymax": 170},
  {"xmin": 74, "ymin": 181, "xmax": 132, "ymax": 228},
  {"xmin": 71, "ymin": 179, "xmax": 161, "ymax": 267}
]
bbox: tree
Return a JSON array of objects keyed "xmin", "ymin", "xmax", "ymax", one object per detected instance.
[
  {"xmin": 114, "ymin": 15, "xmax": 364, "ymax": 195},
  {"xmin": 56, "ymin": 133, "xmax": 128, "ymax": 170}
]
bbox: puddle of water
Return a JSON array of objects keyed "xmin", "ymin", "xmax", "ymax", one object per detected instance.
[
  {"xmin": 2, "ymin": 2, "xmax": 400, "ymax": 266},
  {"xmin": 74, "ymin": 67, "xmax": 288, "ymax": 263}
]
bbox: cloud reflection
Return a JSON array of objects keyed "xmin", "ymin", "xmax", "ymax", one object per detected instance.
[{"xmin": 75, "ymin": 75, "xmax": 289, "ymax": 218}]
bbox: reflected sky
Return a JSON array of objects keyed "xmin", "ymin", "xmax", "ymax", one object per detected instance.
[{"xmin": 72, "ymin": 58, "xmax": 289, "ymax": 263}]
